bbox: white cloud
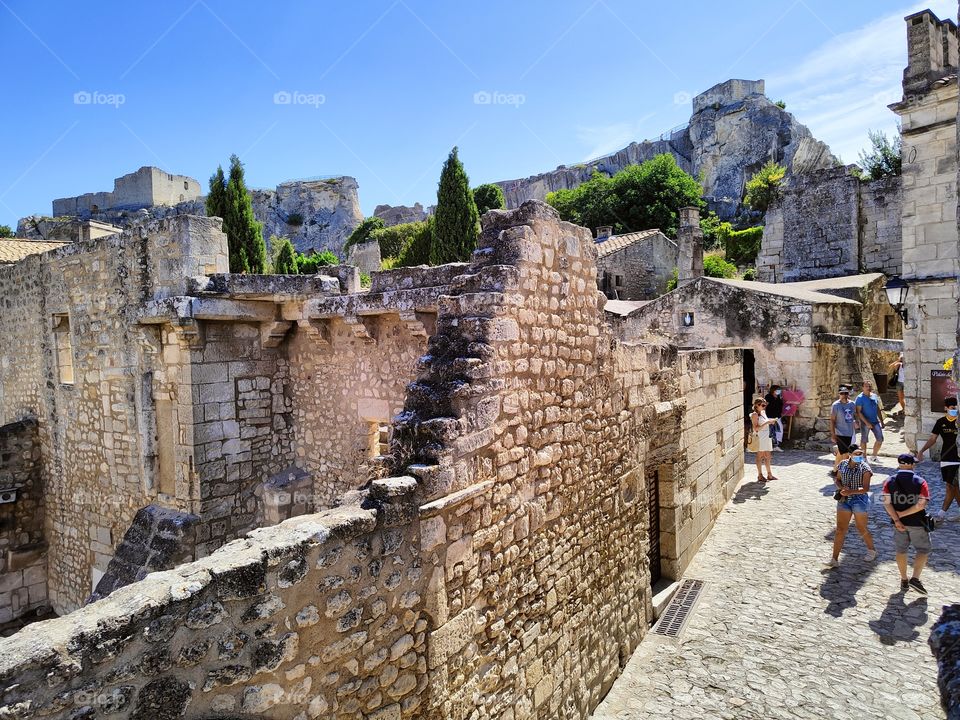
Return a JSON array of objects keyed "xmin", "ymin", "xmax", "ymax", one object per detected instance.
[
  {"xmin": 768, "ymin": 1, "xmax": 956, "ymax": 163},
  {"xmin": 575, "ymin": 112, "xmax": 659, "ymax": 162}
]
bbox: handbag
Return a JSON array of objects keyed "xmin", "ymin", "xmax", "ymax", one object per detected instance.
[
  {"xmin": 922, "ymin": 513, "xmax": 937, "ymax": 532},
  {"xmin": 746, "ymin": 428, "xmax": 759, "ymax": 452}
]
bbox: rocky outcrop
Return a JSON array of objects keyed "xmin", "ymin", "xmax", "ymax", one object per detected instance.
[
  {"xmin": 251, "ymin": 177, "xmax": 363, "ymax": 255},
  {"xmin": 373, "ymin": 202, "xmax": 431, "ymax": 226},
  {"xmin": 494, "ymin": 79, "xmax": 838, "ymax": 219}
]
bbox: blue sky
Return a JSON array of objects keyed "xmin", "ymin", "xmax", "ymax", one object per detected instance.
[{"xmin": 0, "ymin": 0, "xmax": 954, "ymax": 226}]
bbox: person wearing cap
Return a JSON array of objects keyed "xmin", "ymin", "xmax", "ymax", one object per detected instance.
[
  {"xmin": 916, "ymin": 396, "xmax": 960, "ymax": 522},
  {"xmin": 826, "ymin": 443, "xmax": 877, "ymax": 568},
  {"xmin": 881, "ymin": 453, "xmax": 931, "ymax": 595},
  {"xmin": 855, "ymin": 380, "xmax": 884, "ymax": 461},
  {"xmin": 830, "ymin": 386, "xmax": 859, "ymax": 473}
]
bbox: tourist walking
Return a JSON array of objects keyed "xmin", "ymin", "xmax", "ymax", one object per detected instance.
[
  {"xmin": 830, "ymin": 386, "xmax": 859, "ymax": 473},
  {"xmin": 880, "ymin": 453, "xmax": 931, "ymax": 595},
  {"xmin": 764, "ymin": 384, "xmax": 784, "ymax": 451},
  {"xmin": 855, "ymin": 380, "xmax": 884, "ymax": 461},
  {"xmin": 750, "ymin": 398, "xmax": 777, "ymax": 482},
  {"xmin": 889, "ymin": 353, "xmax": 906, "ymax": 415},
  {"xmin": 826, "ymin": 443, "xmax": 877, "ymax": 567},
  {"xmin": 916, "ymin": 396, "xmax": 960, "ymax": 522}
]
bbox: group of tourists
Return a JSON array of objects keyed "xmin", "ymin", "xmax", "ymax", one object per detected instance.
[{"xmin": 747, "ymin": 376, "xmax": 960, "ymax": 596}]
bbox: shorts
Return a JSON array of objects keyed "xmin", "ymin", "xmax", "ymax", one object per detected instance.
[
  {"xmin": 836, "ymin": 435, "xmax": 854, "ymax": 454},
  {"xmin": 893, "ymin": 525, "xmax": 932, "ymax": 554},
  {"xmin": 942, "ymin": 464, "xmax": 960, "ymax": 487},
  {"xmin": 860, "ymin": 422, "xmax": 883, "ymax": 445},
  {"xmin": 837, "ymin": 493, "xmax": 870, "ymax": 514}
]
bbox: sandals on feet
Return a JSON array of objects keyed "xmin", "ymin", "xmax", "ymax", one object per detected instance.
[
  {"xmin": 766, "ymin": 475, "xmax": 778, "ymax": 481},
  {"xmin": 758, "ymin": 475, "xmax": 767, "ymax": 483}
]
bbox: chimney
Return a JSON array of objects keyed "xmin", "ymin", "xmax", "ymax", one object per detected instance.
[
  {"xmin": 903, "ymin": 10, "xmax": 959, "ymax": 94},
  {"xmin": 677, "ymin": 207, "xmax": 703, "ymax": 286},
  {"xmin": 596, "ymin": 226, "xmax": 613, "ymax": 241}
]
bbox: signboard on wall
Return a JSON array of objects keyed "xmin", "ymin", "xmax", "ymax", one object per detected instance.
[{"xmin": 931, "ymin": 369, "xmax": 959, "ymax": 411}]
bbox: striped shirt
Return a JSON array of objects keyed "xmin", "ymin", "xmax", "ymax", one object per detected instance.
[{"xmin": 837, "ymin": 459, "xmax": 872, "ymax": 491}]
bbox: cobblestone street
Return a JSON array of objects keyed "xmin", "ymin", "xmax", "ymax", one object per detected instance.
[{"xmin": 594, "ymin": 449, "xmax": 960, "ymax": 720}]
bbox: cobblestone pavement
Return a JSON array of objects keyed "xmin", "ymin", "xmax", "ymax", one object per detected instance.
[{"xmin": 593, "ymin": 450, "xmax": 960, "ymax": 720}]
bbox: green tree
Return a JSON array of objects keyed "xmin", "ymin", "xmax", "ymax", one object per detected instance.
[
  {"xmin": 858, "ymin": 129, "xmax": 902, "ymax": 180},
  {"xmin": 699, "ymin": 212, "xmax": 732, "ymax": 250},
  {"xmin": 473, "ymin": 183, "xmax": 506, "ymax": 214},
  {"xmin": 703, "ymin": 252, "xmax": 738, "ymax": 279},
  {"xmin": 431, "ymin": 147, "xmax": 480, "ymax": 265},
  {"xmin": 743, "ymin": 161, "xmax": 786, "ymax": 213},
  {"xmin": 546, "ymin": 154, "xmax": 703, "ymax": 237},
  {"xmin": 223, "ymin": 154, "xmax": 268, "ymax": 273},
  {"xmin": 206, "ymin": 165, "xmax": 227, "ymax": 220},
  {"xmin": 344, "ymin": 216, "xmax": 386, "ymax": 252},
  {"xmin": 0, "ymin": 225, "xmax": 13, "ymax": 238},
  {"xmin": 297, "ymin": 249, "xmax": 339, "ymax": 274},
  {"xmin": 273, "ymin": 237, "xmax": 298, "ymax": 274}
]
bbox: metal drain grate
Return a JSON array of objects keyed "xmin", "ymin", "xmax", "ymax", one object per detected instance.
[{"xmin": 652, "ymin": 579, "xmax": 705, "ymax": 638}]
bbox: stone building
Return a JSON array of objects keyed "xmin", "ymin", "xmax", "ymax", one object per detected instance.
[
  {"xmin": 756, "ymin": 165, "xmax": 902, "ymax": 282},
  {"xmin": 52, "ymin": 166, "xmax": 202, "ymax": 217},
  {"xmin": 595, "ymin": 227, "xmax": 677, "ymax": 300},
  {"xmin": 614, "ymin": 273, "xmax": 899, "ymax": 441},
  {"xmin": 0, "ymin": 201, "xmax": 745, "ymax": 718},
  {"xmin": 890, "ymin": 8, "xmax": 959, "ymax": 448}
]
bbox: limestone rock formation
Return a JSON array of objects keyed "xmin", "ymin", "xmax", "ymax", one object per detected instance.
[
  {"xmin": 373, "ymin": 202, "xmax": 431, "ymax": 226},
  {"xmin": 494, "ymin": 79, "xmax": 838, "ymax": 219},
  {"xmin": 251, "ymin": 177, "xmax": 363, "ymax": 255}
]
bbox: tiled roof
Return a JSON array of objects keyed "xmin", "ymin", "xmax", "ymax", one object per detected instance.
[
  {"xmin": 0, "ymin": 239, "xmax": 68, "ymax": 265},
  {"xmin": 595, "ymin": 229, "xmax": 672, "ymax": 259}
]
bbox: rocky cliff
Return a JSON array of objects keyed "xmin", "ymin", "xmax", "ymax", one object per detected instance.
[
  {"xmin": 495, "ymin": 79, "xmax": 837, "ymax": 219},
  {"xmin": 251, "ymin": 177, "xmax": 363, "ymax": 254},
  {"xmin": 373, "ymin": 202, "xmax": 432, "ymax": 226}
]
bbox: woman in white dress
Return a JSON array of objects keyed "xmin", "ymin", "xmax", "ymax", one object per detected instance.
[{"xmin": 751, "ymin": 397, "xmax": 778, "ymax": 482}]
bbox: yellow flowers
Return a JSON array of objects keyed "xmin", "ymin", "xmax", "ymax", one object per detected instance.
[{"xmin": 945, "ymin": 357, "xmax": 955, "ymax": 371}]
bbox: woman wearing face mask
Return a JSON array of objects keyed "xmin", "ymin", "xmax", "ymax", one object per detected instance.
[
  {"xmin": 827, "ymin": 443, "xmax": 877, "ymax": 568},
  {"xmin": 764, "ymin": 384, "xmax": 784, "ymax": 451},
  {"xmin": 917, "ymin": 396, "xmax": 960, "ymax": 522},
  {"xmin": 750, "ymin": 398, "xmax": 778, "ymax": 482}
]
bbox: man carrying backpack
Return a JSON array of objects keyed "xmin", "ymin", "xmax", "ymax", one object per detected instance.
[{"xmin": 880, "ymin": 453, "xmax": 931, "ymax": 595}]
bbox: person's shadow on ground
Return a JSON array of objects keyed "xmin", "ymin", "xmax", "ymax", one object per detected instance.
[
  {"xmin": 868, "ymin": 592, "xmax": 928, "ymax": 645},
  {"xmin": 820, "ymin": 559, "xmax": 877, "ymax": 617},
  {"xmin": 733, "ymin": 480, "xmax": 770, "ymax": 504}
]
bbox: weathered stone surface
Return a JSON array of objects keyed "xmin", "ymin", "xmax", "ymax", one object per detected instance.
[{"xmin": 373, "ymin": 203, "xmax": 431, "ymax": 227}]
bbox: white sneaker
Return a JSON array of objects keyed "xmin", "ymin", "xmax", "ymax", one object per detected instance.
[
  {"xmin": 772, "ymin": 447, "xmax": 783, "ymax": 452},
  {"xmin": 934, "ymin": 509, "xmax": 946, "ymax": 522},
  {"xmin": 825, "ymin": 559, "xmax": 839, "ymax": 569},
  {"xmin": 864, "ymin": 550, "xmax": 877, "ymax": 562}
]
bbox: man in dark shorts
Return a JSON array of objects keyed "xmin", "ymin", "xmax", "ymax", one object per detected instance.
[
  {"xmin": 917, "ymin": 396, "xmax": 960, "ymax": 522},
  {"xmin": 830, "ymin": 386, "xmax": 858, "ymax": 473},
  {"xmin": 881, "ymin": 453, "xmax": 931, "ymax": 595}
]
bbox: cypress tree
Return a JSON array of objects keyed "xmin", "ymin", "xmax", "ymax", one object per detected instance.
[
  {"xmin": 430, "ymin": 147, "xmax": 480, "ymax": 265},
  {"xmin": 206, "ymin": 165, "xmax": 227, "ymax": 220},
  {"xmin": 223, "ymin": 154, "xmax": 268, "ymax": 273},
  {"xmin": 273, "ymin": 237, "xmax": 299, "ymax": 274}
]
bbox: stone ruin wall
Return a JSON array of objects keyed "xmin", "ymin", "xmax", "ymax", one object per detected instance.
[
  {"xmin": 0, "ymin": 202, "xmax": 743, "ymax": 719},
  {"xmin": 0, "ymin": 217, "xmax": 229, "ymax": 614},
  {"xmin": 596, "ymin": 233, "xmax": 677, "ymax": 301},
  {"xmin": 757, "ymin": 166, "xmax": 903, "ymax": 283},
  {"xmin": 0, "ymin": 418, "xmax": 47, "ymax": 630},
  {"xmin": 52, "ymin": 167, "xmax": 202, "ymax": 217}
]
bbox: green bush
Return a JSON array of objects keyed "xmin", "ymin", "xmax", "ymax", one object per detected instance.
[
  {"xmin": 286, "ymin": 212, "xmax": 304, "ymax": 226},
  {"xmin": 775, "ymin": 100, "xmax": 786, "ymax": 109},
  {"xmin": 700, "ymin": 212, "xmax": 732, "ymax": 250},
  {"xmin": 395, "ymin": 217, "xmax": 434, "ymax": 267},
  {"xmin": 703, "ymin": 252, "xmax": 738, "ymax": 279},
  {"xmin": 369, "ymin": 220, "xmax": 430, "ymax": 261},
  {"xmin": 744, "ymin": 161, "xmax": 785, "ymax": 213},
  {"xmin": 858, "ymin": 128, "xmax": 902, "ymax": 180},
  {"xmin": 344, "ymin": 216, "xmax": 386, "ymax": 252},
  {"xmin": 666, "ymin": 267, "xmax": 678, "ymax": 292},
  {"xmin": 297, "ymin": 249, "xmax": 339, "ymax": 273},
  {"xmin": 741, "ymin": 267, "xmax": 757, "ymax": 281},
  {"xmin": 0, "ymin": 225, "xmax": 12, "ymax": 238},
  {"xmin": 273, "ymin": 237, "xmax": 298, "ymax": 274},
  {"xmin": 360, "ymin": 272, "xmax": 372, "ymax": 288},
  {"xmin": 724, "ymin": 226, "xmax": 764, "ymax": 265},
  {"xmin": 546, "ymin": 154, "xmax": 703, "ymax": 237},
  {"xmin": 473, "ymin": 183, "xmax": 506, "ymax": 214}
]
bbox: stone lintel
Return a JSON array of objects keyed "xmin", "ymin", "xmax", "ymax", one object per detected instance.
[
  {"xmin": 814, "ymin": 333, "xmax": 904, "ymax": 351},
  {"xmin": 419, "ymin": 481, "xmax": 494, "ymax": 519}
]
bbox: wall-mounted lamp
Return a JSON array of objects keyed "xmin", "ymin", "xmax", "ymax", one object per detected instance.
[{"xmin": 884, "ymin": 275, "xmax": 910, "ymax": 323}]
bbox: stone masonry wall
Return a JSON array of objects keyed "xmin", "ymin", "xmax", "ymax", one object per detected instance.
[
  {"xmin": 0, "ymin": 418, "xmax": 47, "ymax": 629},
  {"xmin": 0, "ymin": 216, "xmax": 229, "ymax": 613},
  {"xmin": 757, "ymin": 167, "xmax": 903, "ymax": 282},
  {"xmin": 596, "ymin": 234, "xmax": 677, "ymax": 301}
]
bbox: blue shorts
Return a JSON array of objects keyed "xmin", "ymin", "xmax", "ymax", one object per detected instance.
[
  {"xmin": 837, "ymin": 493, "xmax": 871, "ymax": 514},
  {"xmin": 860, "ymin": 422, "xmax": 883, "ymax": 445}
]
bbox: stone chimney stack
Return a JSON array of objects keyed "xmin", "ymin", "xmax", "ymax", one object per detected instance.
[
  {"xmin": 677, "ymin": 206, "xmax": 703, "ymax": 286},
  {"xmin": 595, "ymin": 225, "xmax": 613, "ymax": 241},
  {"xmin": 903, "ymin": 10, "xmax": 958, "ymax": 94}
]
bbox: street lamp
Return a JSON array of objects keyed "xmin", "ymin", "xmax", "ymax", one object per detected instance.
[{"xmin": 884, "ymin": 275, "xmax": 910, "ymax": 323}]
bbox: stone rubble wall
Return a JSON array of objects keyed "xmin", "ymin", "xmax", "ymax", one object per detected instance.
[
  {"xmin": 757, "ymin": 166, "xmax": 903, "ymax": 282},
  {"xmin": 0, "ymin": 217, "xmax": 229, "ymax": 613},
  {"xmin": 0, "ymin": 489, "xmax": 426, "ymax": 720},
  {"xmin": 596, "ymin": 233, "xmax": 677, "ymax": 301},
  {"xmin": 52, "ymin": 167, "xmax": 202, "ymax": 217},
  {"xmin": 0, "ymin": 418, "xmax": 47, "ymax": 629}
]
